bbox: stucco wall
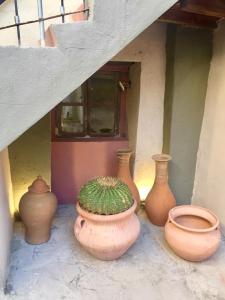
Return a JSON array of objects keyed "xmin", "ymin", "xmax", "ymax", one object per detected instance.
[
  {"xmin": 7, "ymin": 22, "xmax": 166, "ymax": 205},
  {"xmin": 163, "ymin": 25, "xmax": 212, "ymax": 205},
  {"xmin": 0, "ymin": 148, "xmax": 13, "ymax": 292},
  {"xmin": 114, "ymin": 23, "xmax": 167, "ymax": 200},
  {"xmin": 0, "ymin": 0, "xmax": 176, "ymax": 153},
  {"xmin": 0, "ymin": 0, "xmax": 82, "ymax": 46},
  {"xmin": 8, "ymin": 114, "xmax": 51, "ymax": 211},
  {"xmin": 8, "ymin": 22, "xmax": 167, "ymax": 207},
  {"xmin": 126, "ymin": 63, "xmax": 141, "ymax": 155},
  {"xmin": 192, "ymin": 21, "xmax": 225, "ymax": 224}
]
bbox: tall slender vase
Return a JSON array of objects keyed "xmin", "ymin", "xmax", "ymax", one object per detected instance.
[
  {"xmin": 117, "ymin": 149, "xmax": 141, "ymax": 211},
  {"xmin": 145, "ymin": 154, "xmax": 176, "ymax": 226}
]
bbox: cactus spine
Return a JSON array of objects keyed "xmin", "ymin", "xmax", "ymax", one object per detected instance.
[{"xmin": 79, "ymin": 176, "xmax": 133, "ymax": 215}]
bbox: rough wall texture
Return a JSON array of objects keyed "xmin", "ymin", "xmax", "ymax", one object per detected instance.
[
  {"xmin": 163, "ymin": 25, "xmax": 212, "ymax": 205},
  {"xmin": 0, "ymin": 0, "xmax": 176, "ymax": 152},
  {"xmin": 8, "ymin": 114, "xmax": 51, "ymax": 211},
  {"xmin": 0, "ymin": 149, "xmax": 13, "ymax": 292},
  {"xmin": 114, "ymin": 23, "xmax": 167, "ymax": 200},
  {"xmin": 192, "ymin": 21, "xmax": 225, "ymax": 224}
]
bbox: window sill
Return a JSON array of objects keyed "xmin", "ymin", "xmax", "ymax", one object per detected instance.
[{"xmin": 52, "ymin": 136, "xmax": 128, "ymax": 143}]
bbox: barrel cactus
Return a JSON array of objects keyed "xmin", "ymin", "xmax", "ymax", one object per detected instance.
[{"xmin": 79, "ymin": 176, "xmax": 133, "ymax": 215}]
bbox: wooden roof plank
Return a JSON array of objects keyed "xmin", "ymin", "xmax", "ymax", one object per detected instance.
[
  {"xmin": 181, "ymin": 0, "xmax": 225, "ymax": 18},
  {"xmin": 158, "ymin": 3, "xmax": 220, "ymax": 29}
]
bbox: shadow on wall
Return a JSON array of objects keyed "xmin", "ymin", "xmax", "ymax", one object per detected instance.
[
  {"xmin": 163, "ymin": 24, "xmax": 213, "ymax": 205},
  {"xmin": 8, "ymin": 114, "xmax": 51, "ymax": 212}
]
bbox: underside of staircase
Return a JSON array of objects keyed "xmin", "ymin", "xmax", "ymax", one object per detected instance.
[{"xmin": 0, "ymin": 0, "xmax": 176, "ymax": 151}]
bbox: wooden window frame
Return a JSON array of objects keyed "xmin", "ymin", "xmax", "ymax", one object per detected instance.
[
  {"xmin": 55, "ymin": 84, "xmax": 87, "ymax": 138},
  {"xmin": 51, "ymin": 62, "xmax": 131, "ymax": 142}
]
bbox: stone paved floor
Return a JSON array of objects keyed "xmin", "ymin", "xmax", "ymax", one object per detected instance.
[{"xmin": 2, "ymin": 205, "xmax": 225, "ymax": 300}]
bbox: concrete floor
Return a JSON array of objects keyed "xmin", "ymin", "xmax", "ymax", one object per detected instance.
[{"xmin": 3, "ymin": 205, "xmax": 225, "ymax": 300}]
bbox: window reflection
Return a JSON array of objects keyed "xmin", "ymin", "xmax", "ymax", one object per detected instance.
[
  {"xmin": 89, "ymin": 74, "xmax": 118, "ymax": 135},
  {"xmin": 61, "ymin": 106, "xmax": 84, "ymax": 133},
  {"xmin": 62, "ymin": 86, "xmax": 84, "ymax": 104}
]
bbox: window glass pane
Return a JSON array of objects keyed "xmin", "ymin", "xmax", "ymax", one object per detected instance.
[
  {"xmin": 88, "ymin": 73, "xmax": 118, "ymax": 135},
  {"xmin": 62, "ymin": 86, "xmax": 84, "ymax": 104},
  {"xmin": 61, "ymin": 106, "xmax": 84, "ymax": 133}
]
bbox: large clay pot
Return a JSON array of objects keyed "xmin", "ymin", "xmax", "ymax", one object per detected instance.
[
  {"xmin": 117, "ymin": 149, "xmax": 141, "ymax": 211},
  {"xmin": 74, "ymin": 201, "xmax": 140, "ymax": 260},
  {"xmin": 165, "ymin": 205, "xmax": 221, "ymax": 261},
  {"xmin": 19, "ymin": 176, "xmax": 57, "ymax": 245},
  {"xmin": 145, "ymin": 154, "xmax": 176, "ymax": 226}
]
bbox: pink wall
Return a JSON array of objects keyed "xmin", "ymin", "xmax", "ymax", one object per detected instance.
[{"xmin": 51, "ymin": 140, "xmax": 129, "ymax": 204}]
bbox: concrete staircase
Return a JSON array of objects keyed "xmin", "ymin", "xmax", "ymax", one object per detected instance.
[{"xmin": 0, "ymin": 0, "xmax": 176, "ymax": 151}]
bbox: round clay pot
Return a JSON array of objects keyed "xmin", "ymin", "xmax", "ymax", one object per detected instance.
[
  {"xmin": 165, "ymin": 205, "xmax": 221, "ymax": 262},
  {"xmin": 145, "ymin": 154, "xmax": 176, "ymax": 226},
  {"xmin": 117, "ymin": 149, "xmax": 141, "ymax": 212},
  {"xmin": 74, "ymin": 201, "xmax": 140, "ymax": 260},
  {"xmin": 19, "ymin": 176, "xmax": 57, "ymax": 245}
]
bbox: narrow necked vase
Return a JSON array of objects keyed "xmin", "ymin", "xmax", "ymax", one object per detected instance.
[
  {"xmin": 116, "ymin": 149, "xmax": 141, "ymax": 211},
  {"xmin": 145, "ymin": 154, "xmax": 176, "ymax": 226}
]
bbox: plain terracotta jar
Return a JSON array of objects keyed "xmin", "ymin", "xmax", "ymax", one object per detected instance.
[
  {"xmin": 19, "ymin": 176, "xmax": 57, "ymax": 245},
  {"xmin": 74, "ymin": 201, "xmax": 140, "ymax": 260},
  {"xmin": 117, "ymin": 149, "xmax": 141, "ymax": 211},
  {"xmin": 165, "ymin": 205, "xmax": 221, "ymax": 261},
  {"xmin": 145, "ymin": 154, "xmax": 176, "ymax": 226}
]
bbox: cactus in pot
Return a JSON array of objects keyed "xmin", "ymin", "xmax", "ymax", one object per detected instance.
[
  {"xmin": 79, "ymin": 176, "xmax": 133, "ymax": 215},
  {"xmin": 74, "ymin": 176, "xmax": 140, "ymax": 260}
]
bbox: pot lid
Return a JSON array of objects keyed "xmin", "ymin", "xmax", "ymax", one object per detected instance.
[{"xmin": 28, "ymin": 176, "xmax": 50, "ymax": 193}]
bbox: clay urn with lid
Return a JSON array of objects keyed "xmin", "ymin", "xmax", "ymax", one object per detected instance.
[
  {"xmin": 19, "ymin": 176, "xmax": 57, "ymax": 244},
  {"xmin": 145, "ymin": 154, "xmax": 176, "ymax": 226},
  {"xmin": 116, "ymin": 149, "xmax": 141, "ymax": 211}
]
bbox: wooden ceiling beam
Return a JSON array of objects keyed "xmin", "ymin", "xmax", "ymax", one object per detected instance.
[
  {"xmin": 181, "ymin": 0, "xmax": 225, "ymax": 18},
  {"xmin": 159, "ymin": 5, "xmax": 219, "ymax": 29}
]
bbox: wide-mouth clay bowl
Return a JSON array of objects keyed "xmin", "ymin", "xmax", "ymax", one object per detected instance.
[{"xmin": 165, "ymin": 205, "xmax": 221, "ymax": 262}]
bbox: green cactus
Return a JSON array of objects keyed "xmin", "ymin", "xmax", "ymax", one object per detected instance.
[{"xmin": 79, "ymin": 176, "xmax": 133, "ymax": 215}]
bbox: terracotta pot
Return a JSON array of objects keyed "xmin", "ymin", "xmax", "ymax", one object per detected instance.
[
  {"xmin": 117, "ymin": 149, "xmax": 141, "ymax": 211},
  {"xmin": 74, "ymin": 201, "xmax": 140, "ymax": 260},
  {"xmin": 165, "ymin": 205, "xmax": 221, "ymax": 262},
  {"xmin": 145, "ymin": 154, "xmax": 176, "ymax": 226},
  {"xmin": 19, "ymin": 176, "xmax": 57, "ymax": 245}
]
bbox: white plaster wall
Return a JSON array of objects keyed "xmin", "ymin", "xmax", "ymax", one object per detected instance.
[
  {"xmin": 9, "ymin": 114, "xmax": 50, "ymax": 211},
  {"xmin": 0, "ymin": 0, "xmax": 176, "ymax": 152},
  {"xmin": 113, "ymin": 23, "xmax": 167, "ymax": 199},
  {"xmin": 0, "ymin": 0, "xmax": 82, "ymax": 46},
  {"xmin": 0, "ymin": 148, "xmax": 13, "ymax": 292},
  {"xmin": 192, "ymin": 21, "xmax": 225, "ymax": 224}
]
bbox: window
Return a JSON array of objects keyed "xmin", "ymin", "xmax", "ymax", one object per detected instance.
[{"xmin": 52, "ymin": 62, "xmax": 131, "ymax": 141}]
